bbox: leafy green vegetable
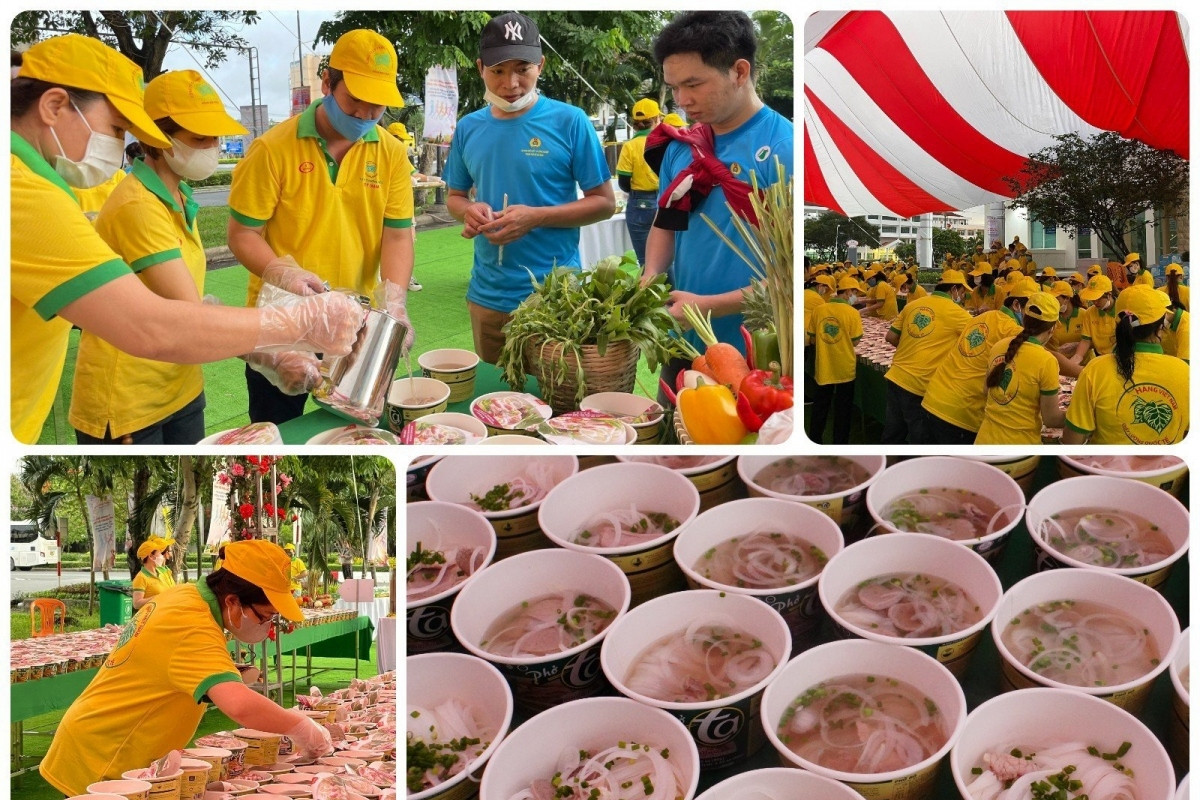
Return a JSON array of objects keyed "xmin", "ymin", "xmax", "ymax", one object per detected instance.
[{"xmin": 497, "ymin": 255, "xmax": 690, "ymax": 406}]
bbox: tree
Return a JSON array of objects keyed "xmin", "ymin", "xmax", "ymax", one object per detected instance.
[
  {"xmin": 753, "ymin": 11, "xmax": 792, "ymax": 119},
  {"xmin": 803, "ymin": 211, "xmax": 880, "ymax": 263},
  {"xmin": 931, "ymin": 227, "xmax": 969, "ymax": 261},
  {"xmin": 1003, "ymin": 132, "xmax": 1189, "ymax": 262},
  {"xmin": 314, "ymin": 11, "xmax": 670, "ymax": 125},
  {"xmin": 10, "ymin": 11, "xmax": 258, "ymax": 79}
]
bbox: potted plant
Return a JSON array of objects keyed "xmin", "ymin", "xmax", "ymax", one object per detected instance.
[{"xmin": 498, "ymin": 255, "xmax": 687, "ymax": 414}]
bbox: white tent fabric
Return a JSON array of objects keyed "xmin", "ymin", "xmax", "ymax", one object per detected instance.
[{"xmin": 805, "ymin": 11, "xmax": 1189, "ymax": 218}]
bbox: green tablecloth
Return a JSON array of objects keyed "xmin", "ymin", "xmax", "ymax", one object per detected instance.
[
  {"xmin": 278, "ymin": 361, "xmax": 539, "ymax": 444},
  {"xmin": 10, "ymin": 616, "xmax": 374, "ymax": 723}
]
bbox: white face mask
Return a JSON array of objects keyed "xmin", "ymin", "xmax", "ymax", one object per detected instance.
[
  {"xmin": 226, "ymin": 601, "xmax": 273, "ymax": 644},
  {"xmin": 163, "ymin": 137, "xmax": 220, "ymax": 181},
  {"xmin": 50, "ymin": 101, "xmax": 125, "ymax": 188},
  {"xmin": 484, "ymin": 88, "xmax": 538, "ymax": 113}
]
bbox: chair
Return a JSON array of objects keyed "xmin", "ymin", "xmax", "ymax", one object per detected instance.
[{"xmin": 30, "ymin": 598, "xmax": 67, "ymax": 637}]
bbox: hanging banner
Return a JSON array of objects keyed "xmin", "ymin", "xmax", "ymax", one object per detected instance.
[
  {"xmin": 290, "ymin": 85, "xmax": 311, "ymax": 117},
  {"xmin": 292, "ymin": 513, "xmax": 302, "ymax": 553},
  {"xmin": 422, "ymin": 65, "xmax": 458, "ymax": 141},
  {"xmin": 86, "ymin": 495, "xmax": 116, "ymax": 571},
  {"xmin": 367, "ymin": 508, "xmax": 389, "ymax": 565},
  {"xmin": 207, "ymin": 473, "xmax": 232, "ymax": 550}
]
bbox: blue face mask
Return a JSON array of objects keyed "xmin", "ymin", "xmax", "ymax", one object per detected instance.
[{"xmin": 323, "ymin": 93, "xmax": 382, "ymax": 141}]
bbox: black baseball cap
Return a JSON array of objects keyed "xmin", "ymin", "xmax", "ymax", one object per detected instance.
[{"xmin": 480, "ymin": 12, "xmax": 542, "ymax": 67}]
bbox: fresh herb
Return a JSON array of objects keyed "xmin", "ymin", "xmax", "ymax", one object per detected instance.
[
  {"xmin": 406, "ymin": 542, "xmax": 446, "ymax": 573},
  {"xmin": 469, "ymin": 481, "xmax": 526, "ymax": 512}
]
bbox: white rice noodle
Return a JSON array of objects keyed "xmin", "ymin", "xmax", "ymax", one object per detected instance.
[
  {"xmin": 406, "ymin": 698, "xmax": 491, "ymax": 793},
  {"xmin": 964, "ymin": 739, "xmax": 1138, "ymax": 800},
  {"xmin": 572, "ymin": 505, "xmax": 678, "ymax": 548},
  {"xmin": 507, "ymin": 741, "xmax": 685, "ymax": 800},
  {"xmin": 624, "ymin": 617, "xmax": 775, "ymax": 703}
]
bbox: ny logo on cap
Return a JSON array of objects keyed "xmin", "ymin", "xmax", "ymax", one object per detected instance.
[{"xmin": 505, "ymin": 20, "xmax": 523, "ymax": 41}]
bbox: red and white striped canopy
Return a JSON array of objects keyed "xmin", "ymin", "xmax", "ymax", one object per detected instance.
[{"xmin": 804, "ymin": 11, "xmax": 1189, "ymax": 218}]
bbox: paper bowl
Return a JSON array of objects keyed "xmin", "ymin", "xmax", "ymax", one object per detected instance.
[
  {"xmin": 86, "ymin": 782, "xmax": 154, "ymax": 800},
  {"xmin": 232, "ymin": 729, "xmax": 282, "ymax": 768},
  {"xmin": 401, "ymin": 412, "xmax": 487, "ymax": 445},
  {"xmin": 739, "ymin": 455, "xmax": 886, "ymax": 542},
  {"xmin": 949, "ymin": 688, "xmax": 1174, "ymax": 800},
  {"xmin": 424, "ymin": 455, "xmax": 578, "ymax": 560},
  {"xmin": 418, "ymin": 348, "xmax": 480, "ymax": 403},
  {"xmin": 405, "ymin": 455, "xmax": 442, "ymax": 502},
  {"xmin": 1168, "ymin": 627, "xmax": 1190, "ymax": 770},
  {"xmin": 538, "ymin": 462, "xmax": 701, "ymax": 606},
  {"xmin": 991, "ymin": 568, "xmax": 1180, "ymax": 712},
  {"xmin": 761, "ymin": 640, "xmax": 966, "ymax": 799},
  {"xmin": 179, "ymin": 758, "xmax": 215, "ymax": 800},
  {"xmin": 1058, "ymin": 454, "xmax": 1188, "ymax": 496},
  {"xmin": 119, "ymin": 771, "xmax": 183, "ymax": 800},
  {"xmin": 956, "ymin": 454, "xmax": 1042, "ymax": 497},
  {"xmin": 818, "ymin": 532, "xmax": 1003, "ymax": 677},
  {"xmin": 673, "ymin": 497, "xmax": 843, "ymax": 654},
  {"xmin": 693, "ymin": 767, "xmax": 862, "ymax": 800},
  {"xmin": 580, "ymin": 391, "xmax": 666, "ymax": 443},
  {"xmin": 469, "ymin": 391, "xmax": 552, "ymax": 436},
  {"xmin": 476, "ymin": 434, "xmax": 554, "ymax": 445},
  {"xmin": 865, "ymin": 456, "xmax": 1025, "ymax": 562},
  {"xmin": 405, "ymin": 500, "xmax": 497, "ymax": 655},
  {"xmin": 478, "ymin": 697, "xmax": 700, "ymax": 800},
  {"xmin": 1024, "ymin": 474, "xmax": 1190, "ymax": 588},
  {"xmin": 182, "ymin": 748, "xmax": 232, "ymax": 783},
  {"xmin": 601, "ymin": 589, "xmax": 791, "ymax": 771},
  {"xmin": 407, "ymin": 652, "xmax": 515, "ymax": 800},
  {"xmin": 387, "ymin": 377, "xmax": 451, "ymax": 431},
  {"xmin": 67, "ymin": 795, "xmax": 132, "ymax": 800},
  {"xmin": 451, "ymin": 548, "xmax": 632, "ymax": 713},
  {"xmin": 617, "ymin": 455, "xmax": 740, "ymax": 510},
  {"xmin": 1177, "ymin": 774, "xmax": 1190, "ymax": 800}
]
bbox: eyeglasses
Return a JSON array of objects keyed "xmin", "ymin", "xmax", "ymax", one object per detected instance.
[{"xmin": 245, "ymin": 604, "xmax": 279, "ymax": 626}]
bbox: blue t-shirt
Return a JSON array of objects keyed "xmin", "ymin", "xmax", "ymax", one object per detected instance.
[
  {"xmin": 658, "ymin": 105, "xmax": 794, "ymax": 354},
  {"xmin": 444, "ymin": 95, "xmax": 611, "ymax": 312}
]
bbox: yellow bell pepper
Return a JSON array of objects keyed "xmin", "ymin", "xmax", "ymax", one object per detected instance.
[{"xmin": 678, "ymin": 384, "xmax": 749, "ymax": 444}]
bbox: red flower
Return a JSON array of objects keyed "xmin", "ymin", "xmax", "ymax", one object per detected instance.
[
  {"xmin": 247, "ymin": 456, "xmax": 260, "ymax": 466},
  {"xmin": 217, "ymin": 472, "xmax": 231, "ymax": 485},
  {"xmin": 277, "ymin": 507, "xmax": 288, "ymax": 519},
  {"xmin": 241, "ymin": 529, "xmax": 254, "ymax": 540},
  {"xmin": 231, "ymin": 463, "xmax": 245, "ymax": 477},
  {"xmin": 264, "ymin": 503, "xmax": 275, "ymax": 516},
  {"xmin": 239, "ymin": 503, "xmax": 254, "ymax": 520}
]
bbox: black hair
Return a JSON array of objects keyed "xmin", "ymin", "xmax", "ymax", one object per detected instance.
[
  {"xmin": 985, "ymin": 317, "xmax": 1058, "ymax": 389},
  {"xmin": 326, "ymin": 66, "xmax": 344, "ymax": 92},
  {"xmin": 1166, "ymin": 272, "xmax": 1183, "ymax": 310},
  {"xmin": 206, "ymin": 546, "xmax": 270, "ymax": 608},
  {"xmin": 1003, "ymin": 293, "xmax": 1025, "ymax": 310},
  {"xmin": 978, "ymin": 273, "xmax": 995, "ymax": 288},
  {"xmin": 142, "ymin": 117, "xmax": 184, "ymax": 160},
  {"xmin": 653, "ymin": 11, "xmax": 757, "ymax": 76},
  {"xmin": 12, "ymin": 77, "xmax": 103, "ymax": 119},
  {"xmin": 1114, "ymin": 312, "xmax": 1166, "ymax": 385},
  {"xmin": 125, "ymin": 140, "xmax": 145, "ymax": 163},
  {"xmin": 935, "ymin": 282, "xmax": 964, "ymax": 295}
]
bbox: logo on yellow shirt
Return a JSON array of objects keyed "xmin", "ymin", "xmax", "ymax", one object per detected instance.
[
  {"xmin": 905, "ymin": 308, "xmax": 936, "ymax": 339},
  {"xmin": 958, "ymin": 323, "xmax": 990, "ymax": 357},
  {"xmin": 105, "ymin": 605, "xmax": 154, "ymax": 669},
  {"xmin": 987, "ymin": 359, "xmax": 1019, "ymax": 406},
  {"xmin": 818, "ymin": 315, "xmax": 842, "ymax": 344},
  {"xmin": 1119, "ymin": 384, "xmax": 1180, "ymax": 444},
  {"xmin": 299, "ymin": 161, "xmax": 315, "ymax": 174}
]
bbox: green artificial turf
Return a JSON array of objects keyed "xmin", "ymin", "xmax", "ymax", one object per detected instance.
[{"xmin": 35, "ymin": 223, "xmax": 662, "ymax": 443}]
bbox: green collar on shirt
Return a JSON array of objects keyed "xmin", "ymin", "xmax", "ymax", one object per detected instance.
[
  {"xmin": 131, "ymin": 158, "xmax": 198, "ymax": 231},
  {"xmin": 1134, "ymin": 342, "xmax": 1164, "ymax": 354},
  {"xmin": 932, "ymin": 291, "xmax": 954, "ymax": 300},
  {"xmin": 1171, "ymin": 308, "xmax": 1185, "ymax": 331},
  {"xmin": 1025, "ymin": 336, "xmax": 1046, "ymax": 347},
  {"xmin": 1096, "ymin": 305, "xmax": 1116, "ymax": 317},
  {"xmin": 829, "ymin": 297, "xmax": 851, "ymax": 305},
  {"xmin": 634, "ymin": 128, "xmax": 651, "ymax": 139},
  {"xmin": 139, "ymin": 566, "xmax": 158, "ymax": 580},
  {"xmin": 11, "ymin": 130, "xmax": 79, "ymax": 202},
  {"xmin": 196, "ymin": 578, "xmax": 226, "ymax": 629},
  {"xmin": 297, "ymin": 97, "xmax": 381, "ymax": 143},
  {"xmin": 1000, "ymin": 306, "xmax": 1019, "ymax": 323}
]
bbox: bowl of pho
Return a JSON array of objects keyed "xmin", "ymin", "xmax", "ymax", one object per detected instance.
[{"xmin": 737, "ymin": 455, "xmax": 886, "ymax": 542}]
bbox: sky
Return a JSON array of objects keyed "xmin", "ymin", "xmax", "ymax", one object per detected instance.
[{"xmin": 160, "ymin": 10, "xmax": 337, "ymax": 122}]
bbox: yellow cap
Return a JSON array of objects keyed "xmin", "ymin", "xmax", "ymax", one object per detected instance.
[
  {"xmin": 387, "ymin": 121, "xmax": 414, "ymax": 143},
  {"xmin": 144, "ymin": 70, "xmax": 247, "ymax": 137},
  {"xmin": 837, "ymin": 276, "xmax": 861, "ymax": 291},
  {"xmin": 1047, "ymin": 280, "xmax": 1074, "ymax": 299},
  {"xmin": 220, "ymin": 540, "xmax": 304, "ymax": 621},
  {"xmin": 1006, "ymin": 278, "xmax": 1040, "ymax": 299},
  {"xmin": 283, "ymin": 542, "xmax": 296, "ymax": 552},
  {"xmin": 1115, "ymin": 284, "xmax": 1171, "ymax": 326},
  {"xmin": 1038, "ymin": 267, "xmax": 1057, "ymax": 277},
  {"xmin": 939, "ymin": 269, "xmax": 969, "ymax": 288},
  {"xmin": 1080, "ymin": 274, "xmax": 1115, "ymax": 302},
  {"xmin": 814, "ymin": 274, "xmax": 836, "ymax": 290},
  {"xmin": 329, "ymin": 29, "xmax": 403, "ymax": 107},
  {"xmin": 1123, "ymin": 252, "xmax": 1142, "ymax": 267},
  {"xmin": 632, "ymin": 98, "xmax": 661, "ymax": 120},
  {"xmin": 1067, "ymin": 272, "xmax": 1086, "ymax": 285},
  {"xmin": 1165, "ymin": 263, "xmax": 1184, "ymax": 276},
  {"xmin": 18, "ymin": 33, "xmax": 170, "ymax": 149},
  {"xmin": 663, "ymin": 112, "xmax": 686, "ymax": 127},
  {"xmin": 969, "ymin": 264, "xmax": 992, "ymax": 277},
  {"xmin": 890, "ymin": 273, "xmax": 909, "ymax": 287},
  {"xmin": 137, "ymin": 539, "xmax": 163, "ymax": 561},
  {"xmin": 1024, "ymin": 292, "xmax": 1061, "ymax": 322},
  {"xmin": 1087, "ymin": 264, "xmax": 1103, "ymax": 276}
]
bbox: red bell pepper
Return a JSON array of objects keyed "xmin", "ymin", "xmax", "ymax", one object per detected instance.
[
  {"xmin": 736, "ymin": 391, "xmax": 766, "ymax": 432},
  {"xmin": 740, "ymin": 370, "xmax": 794, "ymax": 418}
]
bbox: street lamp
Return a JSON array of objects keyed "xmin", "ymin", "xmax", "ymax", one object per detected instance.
[{"xmin": 834, "ymin": 223, "xmax": 841, "ymax": 262}]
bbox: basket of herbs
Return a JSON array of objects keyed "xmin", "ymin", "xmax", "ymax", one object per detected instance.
[{"xmin": 498, "ymin": 255, "xmax": 686, "ymax": 414}]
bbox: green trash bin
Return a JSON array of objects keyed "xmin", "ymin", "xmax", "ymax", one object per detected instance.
[{"xmin": 97, "ymin": 580, "xmax": 133, "ymax": 626}]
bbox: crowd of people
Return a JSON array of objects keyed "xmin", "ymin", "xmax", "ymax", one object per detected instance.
[
  {"xmin": 11, "ymin": 11, "xmax": 793, "ymax": 444},
  {"xmin": 804, "ymin": 239, "xmax": 1189, "ymax": 446}
]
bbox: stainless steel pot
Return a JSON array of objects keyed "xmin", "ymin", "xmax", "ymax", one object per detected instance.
[{"xmin": 313, "ymin": 305, "xmax": 409, "ymax": 427}]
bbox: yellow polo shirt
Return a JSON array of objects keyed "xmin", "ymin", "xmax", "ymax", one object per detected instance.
[
  {"xmin": 866, "ymin": 281, "xmax": 898, "ymax": 321},
  {"xmin": 1064, "ymin": 344, "xmax": 1189, "ymax": 444},
  {"xmin": 965, "ymin": 284, "xmax": 1001, "ymax": 314},
  {"xmin": 70, "ymin": 160, "xmax": 206, "ymax": 438},
  {"xmin": 1161, "ymin": 308, "xmax": 1189, "ymax": 362},
  {"xmin": 39, "ymin": 582, "xmax": 242, "ymax": 796},
  {"xmin": 922, "ymin": 307, "xmax": 1023, "ymax": 433},
  {"xmin": 1080, "ymin": 306, "xmax": 1118, "ymax": 355},
  {"xmin": 10, "ymin": 133, "xmax": 133, "ymax": 444},
  {"xmin": 975, "ymin": 337, "xmax": 1060, "ymax": 445},
  {"xmin": 73, "ymin": 169, "xmax": 127, "ymax": 222},
  {"xmin": 1049, "ymin": 306, "xmax": 1085, "ymax": 349},
  {"xmin": 885, "ymin": 292, "xmax": 972, "ymax": 397},
  {"xmin": 807, "ymin": 298, "xmax": 863, "ymax": 386},
  {"xmin": 131, "ymin": 565, "xmax": 176, "ymax": 600},
  {"xmin": 290, "ymin": 556, "xmax": 308, "ymax": 593},
  {"xmin": 229, "ymin": 99, "xmax": 414, "ymax": 307},
  {"xmin": 1133, "ymin": 269, "xmax": 1155, "ymax": 287},
  {"xmin": 906, "ymin": 285, "xmax": 928, "ymax": 303},
  {"xmin": 803, "ymin": 288, "xmax": 826, "ymax": 340},
  {"xmin": 615, "ymin": 129, "xmax": 658, "ymax": 192},
  {"xmin": 1157, "ymin": 283, "xmax": 1189, "ymax": 311}
]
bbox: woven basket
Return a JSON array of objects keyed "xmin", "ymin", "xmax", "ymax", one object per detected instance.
[{"xmin": 523, "ymin": 338, "xmax": 640, "ymax": 415}]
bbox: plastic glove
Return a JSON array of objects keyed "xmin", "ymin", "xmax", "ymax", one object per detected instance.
[
  {"xmin": 285, "ymin": 711, "xmax": 333, "ymax": 759},
  {"xmin": 261, "ymin": 255, "xmax": 325, "ymax": 296},
  {"xmin": 255, "ymin": 291, "xmax": 365, "ymax": 356},
  {"xmin": 374, "ymin": 279, "xmax": 416, "ymax": 354},
  {"xmin": 245, "ymin": 351, "xmax": 322, "ymax": 395}
]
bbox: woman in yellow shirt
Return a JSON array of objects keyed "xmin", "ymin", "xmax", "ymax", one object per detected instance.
[
  {"xmin": 10, "ymin": 35, "xmax": 364, "ymax": 444},
  {"xmin": 862, "ymin": 268, "xmax": 898, "ymax": 320},
  {"xmin": 1070, "ymin": 274, "xmax": 1118, "ymax": 364},
  {"xmin": 1160, "ymin": 263, "xmax": 1189, "ymax": 311},
  {"xmin": 975, "ymin": 292, "xmax": 1065, "ymax": 445},
  {"xmin": 71, "ymin": 70, "xmax": 252, "ymax": 444},
  {"xmin": 616, "ymin": 98, "xmax": 662, "ymax": 267},
  {"xmin": 131, "ymin": 537, "xmax": 176, "ymax": 610}
]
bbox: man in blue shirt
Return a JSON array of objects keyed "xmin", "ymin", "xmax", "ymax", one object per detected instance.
[
  {"xmin": 444, "ymin": 12, "xmax": 615, "ymax": 364},
  {"xmin": 642, "ymin": 11, "xmax": 794, "ymax": 392}
]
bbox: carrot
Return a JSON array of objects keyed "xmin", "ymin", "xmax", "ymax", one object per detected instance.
[
  {"xmin": 692, "ymin": 354, "xmax": 714, "ymax": 378},
  {"xmin": 682, "ymin": 304, "xmax": 751, "ymax": 394}
]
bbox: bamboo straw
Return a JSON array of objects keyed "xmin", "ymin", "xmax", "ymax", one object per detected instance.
[{"xmin": 497, "ymin": 193, "xmax": 509, "ymax": 263}]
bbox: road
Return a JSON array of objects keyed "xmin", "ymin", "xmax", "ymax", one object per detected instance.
[
  {"xmin": 10, "ymin": 569, "xmax": 97, "ymax": 598},
  {"xmin": 194, "ymin": 186, "xmax": 231, "ymax": 207}
]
